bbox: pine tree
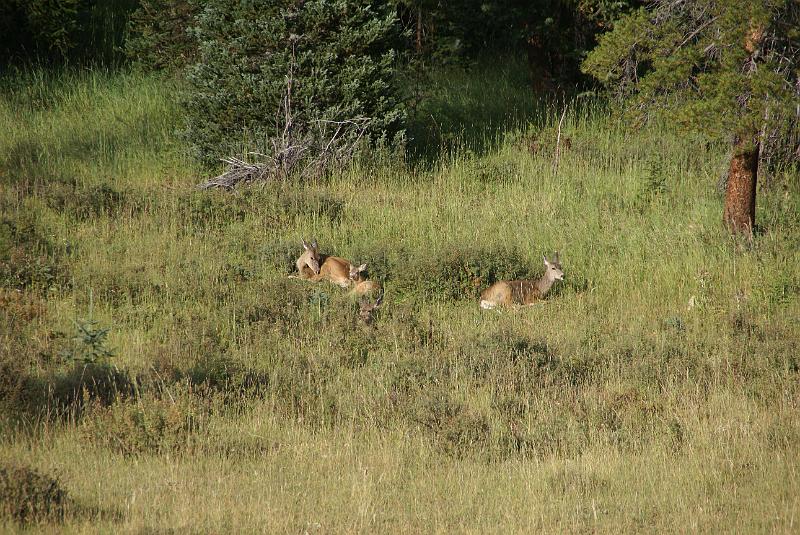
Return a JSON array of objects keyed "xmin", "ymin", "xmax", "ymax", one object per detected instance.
[
  {"xmin": 582, "ymin": 0, "xmax": 800, "ymax": 235},
  {"xmin": 184, "ymin": 0, "xmax": 405, "ymax": 168}
]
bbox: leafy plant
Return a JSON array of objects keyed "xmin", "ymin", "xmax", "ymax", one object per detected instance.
[{"xmin": 59, "ymin": 319, "xmax": 115, "ymax": 365}]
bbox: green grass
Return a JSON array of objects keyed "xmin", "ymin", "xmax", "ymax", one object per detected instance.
[{"xmin": 1, "ymin": 62, "xmax": 798, "ymax": 533}]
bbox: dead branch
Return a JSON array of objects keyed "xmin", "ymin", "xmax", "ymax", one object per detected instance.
[{"xmin": 196, "ymin": 36, "xmax": 372, "ymax": 191}]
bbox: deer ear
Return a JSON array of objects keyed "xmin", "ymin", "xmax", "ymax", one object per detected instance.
[
  {"xmin": 554, "ymin": 251, "xmax": 560, "ymax": 263},
  {"xmin": 311, "ymin": 239, "xmax": 318, "ymax": 249},
  {"xmin": 543, "ymin": 254, "xmax": 549, "ymax": 266},
  {"xmin": 302, "ymin": 239, "xmax": 309, "ymax": 250},
  {"xmin": 358, "ymin": 263, "xmax": 367, "ymax": 272}
]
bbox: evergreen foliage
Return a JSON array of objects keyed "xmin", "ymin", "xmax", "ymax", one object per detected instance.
[
  {"xmin": 184, "ymin": 0, "xmax": 406, "ymax": 167},
  {"xmin": 125, "ymin": 0, "xmax": 198, "ymax": 72},
  {"xmin": 0, "ymin": 0, "xmax": 137, "ymax": 65},
  {"xmin": 583, "ymin": 0, "xmax": 800, "ymax": 164},
  {"xmin": 397, "ymin": 0, "xmax": 641, "ymax": 84}
]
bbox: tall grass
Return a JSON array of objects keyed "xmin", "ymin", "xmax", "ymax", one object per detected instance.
[{"xmin": 1, "ymin": 62, "xmax": 798, "ymax": 532}]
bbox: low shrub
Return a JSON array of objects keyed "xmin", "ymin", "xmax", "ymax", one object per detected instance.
[
  {"xmin": 0, "ymin": 463, "xmax": 69, "ymax": 525},
  {"xmin": 412, "ymin": 394, "xmax": 491, "ymax": 458},
  {"xmin": 0, "ymin": 214, "xmax": 66, "ymax": 291},
  {"xmin": 81, "ymin": 383, "xmax": 213, "ymax": 456},
  {"xmin": 392, "ymin": 245, "xmax": 537, "ymax": 300}
]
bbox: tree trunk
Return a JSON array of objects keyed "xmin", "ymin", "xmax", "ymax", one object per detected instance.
[{"xmin": 723, "ymin": 136, "xmax": 759, "ymax": 235}]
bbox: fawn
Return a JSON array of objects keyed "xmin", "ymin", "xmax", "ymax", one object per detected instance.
[
  {"xmin": 359, "ymin": 291, "xmax": 384, "ymax": 326},
  {"xmin": 348, "ymin": 263, "xmax": 383, "ymax": 296},
  {"xmin": 479, "ymin": 253, "xmax": 564, "ymax": 309},
  {"xmin": 293, "ymin": 239, "xmax": 354, "ymax": 288}
]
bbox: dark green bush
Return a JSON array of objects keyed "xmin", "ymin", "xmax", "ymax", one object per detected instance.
[
  {"xmin": 126, "ymin": 0, "xmax": 198, "ymax": 71},
  {"xmin": 0, "ymin": 0, "xmax": 137, "ymax": 65},
  {"xmin": 48, "ymin": 362, "xmax": 135, "ymax": 417},
  {"xmin": 184, "ymin": 0, "xmax": 406, "ymax": 166}
]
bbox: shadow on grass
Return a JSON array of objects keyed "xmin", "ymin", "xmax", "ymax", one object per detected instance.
[{"xmin": 404, "ymin": 54, "xmax": 552, "ymax": 167}]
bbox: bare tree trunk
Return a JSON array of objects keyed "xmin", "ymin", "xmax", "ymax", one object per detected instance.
[{"xmin": 723, "ymin": 136, "xmax": 759, "ymax": 235}]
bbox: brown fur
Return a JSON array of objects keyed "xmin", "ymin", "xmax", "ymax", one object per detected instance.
[
  {"xmin": 293, "ymin": 240, "xmax": 354, "ymax": 287},
  {"xmin": 312, "ymin": 256, "xmax": 353, "ymax": 287},
  {"xmin": 359, "ymin": 292, "xmax": 384, "ymax": 326},
  {"xmin": 479, "ymin": 253, "xmax": 564, "ymax": 309},
  {"xmin": 348, "ymin": 263, "xmax": 382, "ymax": 296},
  {"xmin": 480, "ymin": 279, "xmax": 546, "ymax": 307},
  {"xmin": 294, "ymin": 239, "xmax": 321, "ymax": 279}
]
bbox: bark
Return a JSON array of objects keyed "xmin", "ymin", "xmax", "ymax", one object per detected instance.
[{"xmin": 723, "ymin": 136, "xmax": 759, "ymax": 235}]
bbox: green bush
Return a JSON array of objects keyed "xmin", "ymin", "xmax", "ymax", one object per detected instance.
[
  {"xmin": 392, "ymin": 245, "xmax": 538, "ymax": 300},
  {"xmin": 184, "ymin": 0, "xmax": 406, "ymax": 166},
  {"xmin": 125, "ymin": 0, "xmax": 198, "ymax": 72},
  {"xmin": 0, "ymin": 0, "xmax": 137, "ymax": 65}
]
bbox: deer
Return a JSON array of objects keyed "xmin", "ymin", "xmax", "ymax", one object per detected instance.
[
  {"xmin": 359, "ymin": 291, "xmax": 384, "ymax": 326},
  {"xmin": 348, "ymin": 263, "xmax": 383, "ymax": 297},
  {"xmin": 479, "ymin": 252, "xmax": 564, "ymax": 309},
  {"xmin": 293, "ymin": 239, "xmax": 322, "ymax": 279},
  {"xmin": 291, "ymin": 239, "xmax": 355, "ymax": 288}
]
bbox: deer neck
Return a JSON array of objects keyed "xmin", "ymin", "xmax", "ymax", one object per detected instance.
[{"xmin": 535, "ymin": 272, "xmax": 556, "ymax": 297}]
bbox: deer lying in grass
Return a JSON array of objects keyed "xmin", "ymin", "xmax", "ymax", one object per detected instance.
[
  {"xmin": 359, "ymin": 291, "xmax": 384, "ymax": 326},
  {"xmin": 294, "ymin": 239, "xmax": 322, "ymax": 279},
  {"xmin": 479, "ymin": 253, "xmax": 564, "ymax": 309},
  {"xmin": 348, "ymin": 263, "xmax": 382, "ymax": 297},
  {"xmin": 292, "ymin": 239, "xmax": 355, "ymax": 288}
]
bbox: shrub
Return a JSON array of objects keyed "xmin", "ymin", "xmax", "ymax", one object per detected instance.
[
  {"xmin": 59, "ymin": 319, "xmax": 115, "ymax": 365},
  {"xmin": 0, "ymin": 214, "xmax": 66, "ymax": 292},
  {"xmin": 412, "ymin": 394, "xmax": 491, "ymax": 458},
  {"xmin": 0, "ymin": 464, "xmax": 69, "ymax": 524},
  {"xmin": 125, "ymin": 0, "xmax": 198, "ymax": 72},
  {"xmin": 49, "ymin": 362, "xmax": 135, "ymax": 417},
  {"xmin": 392, "ymin": 245, "xmax": 537, "ymax": 300},
  {"xmin": 80, "ymin": 386, "xmax": 212, "ymax": 456},
  {"xmin": 184, "ymin": 0, "xmax": 406, "ymax": 166}
]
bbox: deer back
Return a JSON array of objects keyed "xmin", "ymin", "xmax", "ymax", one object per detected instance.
[{"xmin": 315, "ymin": 256, "xmax": 352, "ymax": 287}]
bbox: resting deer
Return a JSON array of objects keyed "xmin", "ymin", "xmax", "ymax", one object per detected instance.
[
  {"xmin": 348, "ymin": 263, "xmax": 382, "ymax": 296},
  {"xmin": 292, "ymin": 239, "xmax": 355, "ymax": 288},
  {"xmin": 294, "ymin": 239, "xmax": 322, "ymax": 279},
  {"xmin": 359, "ymin": 291, "xmax": 384, "ymax": 326},
  {"xmin": 479, "ymin": 253, "xmax": 564, "ymax": 309}
]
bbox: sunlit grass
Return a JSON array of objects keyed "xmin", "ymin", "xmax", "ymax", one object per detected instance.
[{"xmin": 1, "ymin": 62, "xmax": 798, "ymax": 532}]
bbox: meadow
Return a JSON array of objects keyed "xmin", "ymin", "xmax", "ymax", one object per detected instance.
[{"xmin": 1, "ymin": 59, "xmax": 798, "ymax": 532}]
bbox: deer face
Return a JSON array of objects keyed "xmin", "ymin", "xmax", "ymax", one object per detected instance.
[
  {"xmin": 302, "ymin": 239, "xmax": 321, "ymax": 274},
  {"xmin": 349, "ymin": 263, "xmax": 368, "ymax": 282},
  {"xmin": 543, "ymin": 253, "xmax": 564, "ymax": 281},
  {"xmin": 359, "ymin": 292, "xmax": 383, "ymax": 325}
]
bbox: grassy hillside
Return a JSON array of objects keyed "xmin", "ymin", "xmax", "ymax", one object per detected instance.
[{"xmin": 1, "ymin": 62, "xmax": 798, "ymax": 532}]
